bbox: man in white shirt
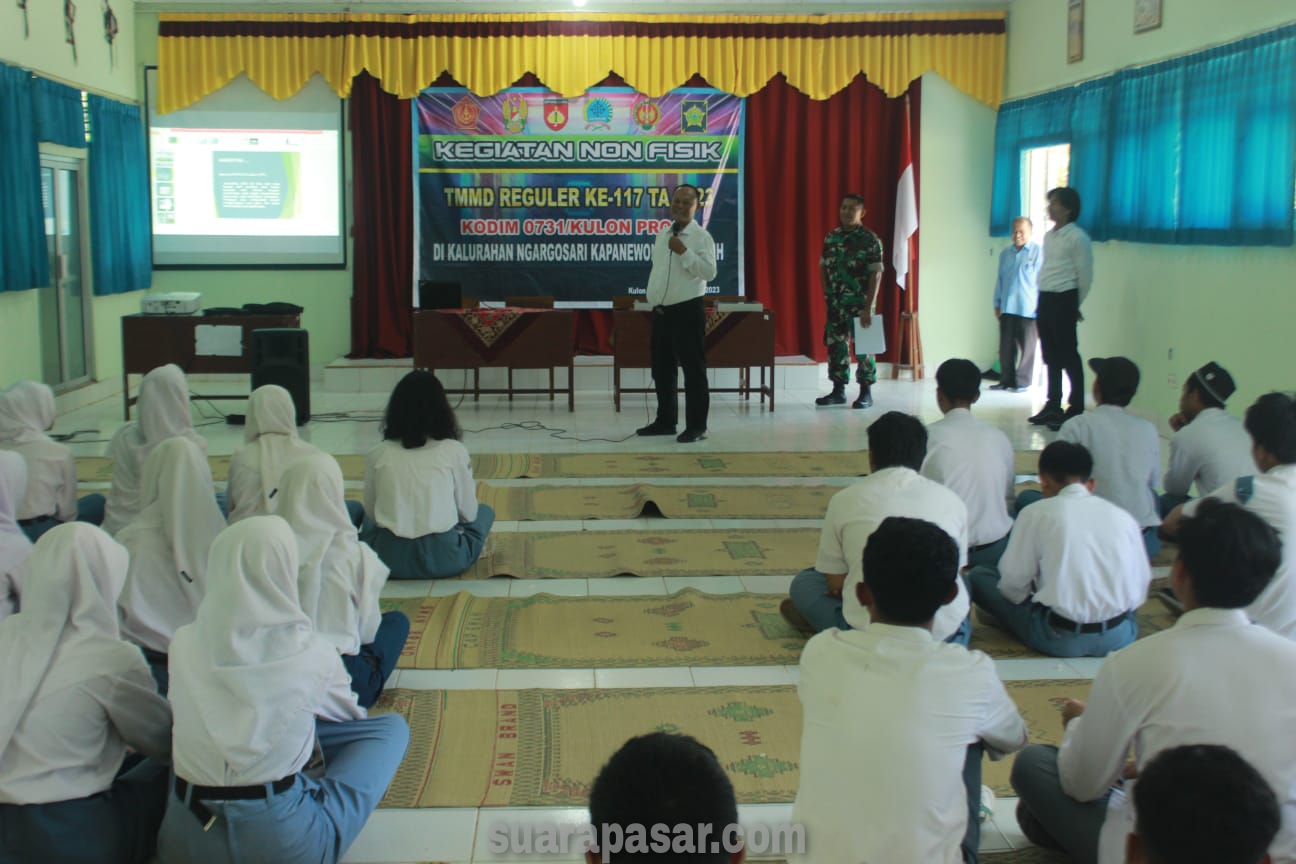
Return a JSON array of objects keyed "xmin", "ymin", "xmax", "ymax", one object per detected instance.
[
  {"xmin": 793, "ymin": 517, "xmax": 1027, "ymax": 864},
  {"xmin": 1126, "ymin": 744, "xmax": 1281, "ymax": 864},
  {"xmin": 1058, "ymin": 357, "xmax": 1162, "ymax": 557},
  {"xmin": 1010, "ymin": 499, "xmax": 1296, "ymax": 864},
  {"xmin": 1028, "ymin": 187, "xmax": 1093, "ymax": 431},
  {"xmin": 1160, "ymin": 361, "xmax": 1254, "ymax": 516},
  {"xmin": 923, "ymin": 359, "xmax": 1015, "ymax": 567},
  {"xmin": 966, "ymin": 442, "xmax": 1150, "ymax": 657},
  {"xmin": 784, "ymin": 411, "xmax": 972, "ymax": 645},
  {"xmin": 636, "ymin": 184, "xmax": 718, "ymax": 444},
  {"xmin": 1162, "ymin": 392, "xmax": 1296, "ymax": 639}
]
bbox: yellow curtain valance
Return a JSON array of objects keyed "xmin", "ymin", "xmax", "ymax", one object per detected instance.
[{"xmin": 156, "ymin": 11, "xmax": 1006, "ymax": 114}]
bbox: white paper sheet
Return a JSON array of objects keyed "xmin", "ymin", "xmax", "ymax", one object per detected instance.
[
  {"xmin": 194, "ymin": 324, "xmax": 244, "ymax": 357},
  {"xmin": 853, "ymin": 313, "xmax": 887, "ymax": 355}
]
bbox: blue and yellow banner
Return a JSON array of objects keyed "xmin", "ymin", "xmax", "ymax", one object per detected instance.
[{"xmin": 416, "ymin": 86, "xmax": 744, "ymax": 304}]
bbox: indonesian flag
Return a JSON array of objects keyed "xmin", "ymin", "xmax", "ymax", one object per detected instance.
[{"xmin": 893, "ymin": 97, "xmax": 918, "ymax": 290}]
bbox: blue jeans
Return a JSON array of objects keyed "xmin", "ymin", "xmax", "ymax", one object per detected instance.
[
  {"xmin": 790, "ymin": 567, "xmax": 971, "ymax": 646},
  {"xmin": 962, "ymin": 743, "xmax": 985, "ymax": 864},
  {"xmin": 158, "ymin": 714, "xmax": 410, "ymax": 864},
  {"xmin": 965, "ymin": 566, "xmax": 1137, "ymax": 658},
  {"xmin": 341, "ymin": 611, "xmax": 410, "ymax": 708},
  {"xmin": 967, "ymin": 534, "xmax": 1010, "ymax": 569},
  {"xmin": 363, "ymin": 504, "xmax": 496, "ymax": 580},
  {"xmin": 0, "ymin": 756, "xmax": 168, "ymax": 864},
  {"xmin": 1011, "ymin": 744, "xmax": 1111, "ymax": 864},
  {"xmin": 344, "ymin": 500, "xmax": 365, "ymax": 529},
  {"xmin": 1014, "ymin": 489, "xmax": 1044, "ymax": 513},
  {"xmin": 1141, "ymin": 526, "xmax": 1161, "ymax": 560}
]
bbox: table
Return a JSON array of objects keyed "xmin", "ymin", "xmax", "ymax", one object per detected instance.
[
  {"xmin": 612, "ymin": 308, "xmax": 775, "ymax": 412},
  {"xmin": 412, "ymin": 309, "xmax": 575, "ymax": 411},
  {"xmin": 120, "ymin": 313, "xmax": 301, "ymax": 419}
]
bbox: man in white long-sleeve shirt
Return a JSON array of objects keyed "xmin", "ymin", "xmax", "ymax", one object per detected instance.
[
  {"xmin": 1010, "ymin": 499, "xmax": 1296, "ymax": 864},
  {"xmin": 1029, "ymin": 187, "xmax": 1093, "ymax": 432},
  {"xmin": 1160, "ymin": 361, "xmax": 1254, "ymax": 515},
  {"xmin": 636, "ymin": 184, "xmax": 718, "ymax": 444}
]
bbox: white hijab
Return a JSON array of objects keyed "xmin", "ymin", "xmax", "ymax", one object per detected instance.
[
  {"xmin": 0, "ymin": 381, "xmax": 56, "ymax": 445},
  {"xmin": 238, "ymin": 385, "xmax": 318, "ymax": 515},
  {"xmin": 0, "ymin": 523, "xmax": 143, "ymax": 756},
  {"xmin": 277, "ymin": 455, "xmax": 388, "ymax": 654},
  {"xmin": 0, "ymin": 452, "xmax": 33, "ymax": 619},
  {"xmin": 116, "ymin": 437, "xmax": 226, "ymax": 652},
  {"xmin": 170, "ymin": 517, "xmax": 342, "ymax": 772}
]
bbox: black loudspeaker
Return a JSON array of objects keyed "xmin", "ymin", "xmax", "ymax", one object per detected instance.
[
  {"xmin": 251, "ymin": 328, "xmax": 311, "ymax": 425},
  {"xmin": 418, "ymin": 280, "xmax": 462, "ymax": 309}
]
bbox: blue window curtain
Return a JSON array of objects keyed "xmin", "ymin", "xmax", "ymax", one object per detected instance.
[
  {"xmin": 0, "ymin": 63, "xmax": 49, "ymax": 293},
  {"xmin": 989, "ymin": 23, "xmax": 1296, "ymax": 246},
  {"xmin": 87, "ymin": 95, "xmax": 152, "ymax": 295},
  {"xmin": 33, "ymin": 77, "xmax": 86, "ymax": 147}
]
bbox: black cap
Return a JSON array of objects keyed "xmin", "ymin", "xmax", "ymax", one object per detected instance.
[
  {"xmin": 1193, "ymin": 362, "xmax": 1236, "ymax": 405},
  {"xmin": 1088, "ymin": 356, "xmax": 1140, "ymax": 405}
]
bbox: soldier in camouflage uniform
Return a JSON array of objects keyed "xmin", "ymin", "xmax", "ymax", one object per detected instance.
[{"xmin": 816, "ymin": 194, "xmax": 885, "ymax": 409}]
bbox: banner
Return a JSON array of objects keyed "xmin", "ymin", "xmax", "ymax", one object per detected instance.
[{"xmin": 415, "ymin": 87, "xmax": 744, "ymax": 306}]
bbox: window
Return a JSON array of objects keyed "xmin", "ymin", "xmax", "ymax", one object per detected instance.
[{"xmin": 1022, "ymin": 144, "xmax": 1070, "ymax": 232}]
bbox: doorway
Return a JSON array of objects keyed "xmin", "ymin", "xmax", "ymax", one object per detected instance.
[{"xmin": 38, "ymin": 155, "xmax": 93, "ymax": 389}]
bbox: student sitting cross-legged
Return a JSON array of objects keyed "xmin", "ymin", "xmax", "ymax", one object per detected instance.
[
  {"xmin": 277, "ymin": 453, "xmax": 409, "ymax": 708},
  {"xmin": 0, "ymin": 452, "xmax": 33, "ymax": 620},
  {"xmin": 966, "ymin": 441, "xmax": 1151, "ymax": 658},
  {"xmin": 784, "ymin": 411, "xmax": 972, "ymax": 645},
  {"xmin": 1011, "ymin": 499, "xmax": 1296, "ymax": 864},
  {"xmin": 361, "ymin": 370, "xmax": 495, "ymax": 580},
  {"xmin": 1159, "ymin": 362, "xmax": 1253, "ymax": 517},
  {"xmin": 158, "ymin": 516, "xmax": 409, "ymax": 864},
  {"xmin": 792, "ymin": 517, "xmax": 1027, "ymax": 864}
]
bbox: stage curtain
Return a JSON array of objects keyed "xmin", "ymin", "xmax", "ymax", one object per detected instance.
[
  {"xmin": 745, "ymin": 74, "xmax": 914, "ymax": 362},
  {"xmin": 155, "ymin": 12, "xmax": 1004, "ymax": 114},
  {"xmin": 349, "ymin": 72, "xmax": 413, "ymax": 358}
]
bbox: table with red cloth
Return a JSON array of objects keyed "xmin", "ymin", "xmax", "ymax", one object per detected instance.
[{"xmin": 412, "ymin": 308, "xmax": 575, "ymax": 411}]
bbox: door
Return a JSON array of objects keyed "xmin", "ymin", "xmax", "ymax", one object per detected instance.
[{"xmin": 39, "ymin": 157, "xmax": 92, "ymax": 389}]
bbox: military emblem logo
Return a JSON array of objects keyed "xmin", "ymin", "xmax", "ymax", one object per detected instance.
[
  {"xmin": 632, "ymin": 99, "xmax": 661, "ymax": 132},
  {"xmin": 452, "ymin": 95, "xmax": 481, "ymax": 131},
  {"xmin": 544, "ymin": 98, "xmax": 569, "ymax": 132},
  {"xmin": 584, "ymin": 96, "xmax": 614, "ymax": 130},
  {"xmin": 680, "ymin": 98, "xmax": 708, "ymax": 133},
  {"xmin": 502, "ymin": 93, "xmax": 528, "ymax": 134}
]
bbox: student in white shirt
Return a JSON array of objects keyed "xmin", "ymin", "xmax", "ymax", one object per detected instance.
[
  {"xmin": 227, "ymin": 384, "xmax": 364, "ymax": 526},
  {"xmin": 1010, "ymin": 500, "xmax": 1296, "ymax": 864},
  {"xmin": 0, "ymin": 380, "xmax": 104, "ymax": 537},
  {"xmin": 784, "ymin": 411, "xmax": 972, "ymax": 645},
  {"xmin": 967, "ymin": 442, "xmax": 1150, "ymax": 658},
  {"xmin": 923, "ymin": 359, "xmax": 1015, "ymax": 567},
  {"xmin": 585, "ymin": 733, "xmax": 746, "ymax": 864},
  {"xmin": 0, "ymin": 452, "xmax": 32, "ymax": 621},
  {"xmin": 278, "ymin": 454, "xmax": 408, "ymax": 708},
  {"xmin": 116, "ymin": 436, "xmax": 226, "ymax": 694},
  {"xmin": 158, "ymin": 516, "xmax": 410, "ymax": 864},
  {"xmin": 0, "ymin": 523, "xmax": 172, "ymax": 864},
  {"xmin": 1057, "ymin": 356, "xmax": 1162, "ymax": 558},
  {"xmin": 361, "ymin": 370, "xmax": 495, "ymax": 580},
  {"xmin": 102, "ymin": 364, "xmax": 209, "ymax": 536},
  {"xmin": 1126, "ymin": 744, "xmax": 1281, "ymax": 864},
  {"xmin": 792, "ymin": 517, "xmax": 1027, "ymax": 864},
  {"xmin": 1160, "ymin": 361, "xmax": 1253, "ymax": 516},
  {"xmin": 1162, "ymin": 392, "xmax": 1296, "ymax": 639}
]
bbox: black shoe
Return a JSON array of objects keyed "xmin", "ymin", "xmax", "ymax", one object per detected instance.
[
  {"xmin": 636, "ymin": 421, "xmax": 676, "ymax": 436},
  {"xmin": 676, "ymin": 428, "xmax": 707, "ymax": 444},
  {"xmin": 852, "ymin": 387, "xmax": 873, "ymax": 409},
  {"xmin": 815, "ymin": 386, "xmax": 847, "ymax": 407},
  {"xmin": 989, "ymin": 383, "xmax": 1012, "ymax": 391},
  {"xmin": 1064, "ymin": 404, "xmax": 1085, "ymax": 418},
  {"xmin": 1028, "ymin": 405, "xmax": 1063, "ymax": 425}
]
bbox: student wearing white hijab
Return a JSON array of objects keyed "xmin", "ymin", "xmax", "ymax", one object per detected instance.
[
  {"xmin": 158, "ymin": 517, "xmax": 409, "ymax": 864},
  {"xmin": 102, "ymin": 364, "xmax": 208, "ymax": 536},
  {"xmin": 278, "ymin": 454, "xmax": 408, "ymax": 708},
  {"xmin": 0, "ymin": 451, "xmax": 33, "ymax": 620},
  {"xmin": 227, "ymin": 385, "xmax": 366, "ymax": 525},
  {"xmin": 0, "ymin": 523, "xmax": 172, "ymax": 864},
  {"xmin": 0, "ymin": 380, "xmax": 105, "ymax": 538},
  {"xmin": 117, "ymin": 437, "xmax": 226, "ymax": 694}
]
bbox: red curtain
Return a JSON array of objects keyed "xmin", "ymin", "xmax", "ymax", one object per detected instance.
[
  {"xmin": 745, "ymin": 74, "xmax": 916, "ymax": 362},
  {"xmin": 349, "ymin": 73, "xmax": 414, "ymax": 358}
]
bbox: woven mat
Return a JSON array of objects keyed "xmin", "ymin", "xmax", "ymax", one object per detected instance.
[
  {"xmin": 479, "ymin": 482, "xmax": 843, "ymax": 520},
  {"xmin": 76, "ymin": 450, "xmax": 1041, "ymax": 484},
  {"xmin": 369, "ymin": 679, "xmax": 1089, "ymax": 808},
  {"xmin": 463, "ymin": 529, "xmax": 819, "ymax": 579}
]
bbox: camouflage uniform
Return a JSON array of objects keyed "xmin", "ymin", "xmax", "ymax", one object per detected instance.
[{"xmin": 821, "ymin": 224, "xmax": 885, "ymax": 386}]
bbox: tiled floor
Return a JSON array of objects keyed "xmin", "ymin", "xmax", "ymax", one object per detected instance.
[{"xmin": 58, "ymin": 371, "xmax": 1144, "ymax": 863}]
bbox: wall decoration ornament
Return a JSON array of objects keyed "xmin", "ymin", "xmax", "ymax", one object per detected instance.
[
  {"xmin": 1067, "ymin": 0, "xmax": 1084, "ymax": 64},
  {"xmin": 102, "ymin": 0, "xmax": 118, "ymax": 64},
  {"xmin": 1134, "ymin": 0, "xmax": 1163, "ymax": 33},
  {"xmin": 17, "ymin": 0, "xmax": 28, "ymax": 38},
  {"xmin": 65, "ymin": 0, "xmax": 77, "ymax": 61}
]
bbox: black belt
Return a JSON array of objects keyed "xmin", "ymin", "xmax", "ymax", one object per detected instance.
[
  {"xmin": 176, "ymin": 775, "xmax": 297, "ymax": 831},
  {"xmin": 1046, "ymin": 609, "xmax": 1132, "ymax": 634},
  {"xmin": 970, "ymin": 535, "xmax": 1007, "ymax": 554}
]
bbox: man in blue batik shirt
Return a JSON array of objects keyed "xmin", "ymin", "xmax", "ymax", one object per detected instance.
[{"xmin": 991, "ymin": 217, "xmax": 1043, "ymax": 392}]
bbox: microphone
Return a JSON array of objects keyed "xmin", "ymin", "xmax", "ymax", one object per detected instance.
[{"xmin": 671, "ymin": 222, "xmax": 685, "ymax": 236}]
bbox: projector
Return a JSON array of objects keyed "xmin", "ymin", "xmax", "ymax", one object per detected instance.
[{"xmin": 141, "ymin": 292, "xmax": 202, "ymax": 315}]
